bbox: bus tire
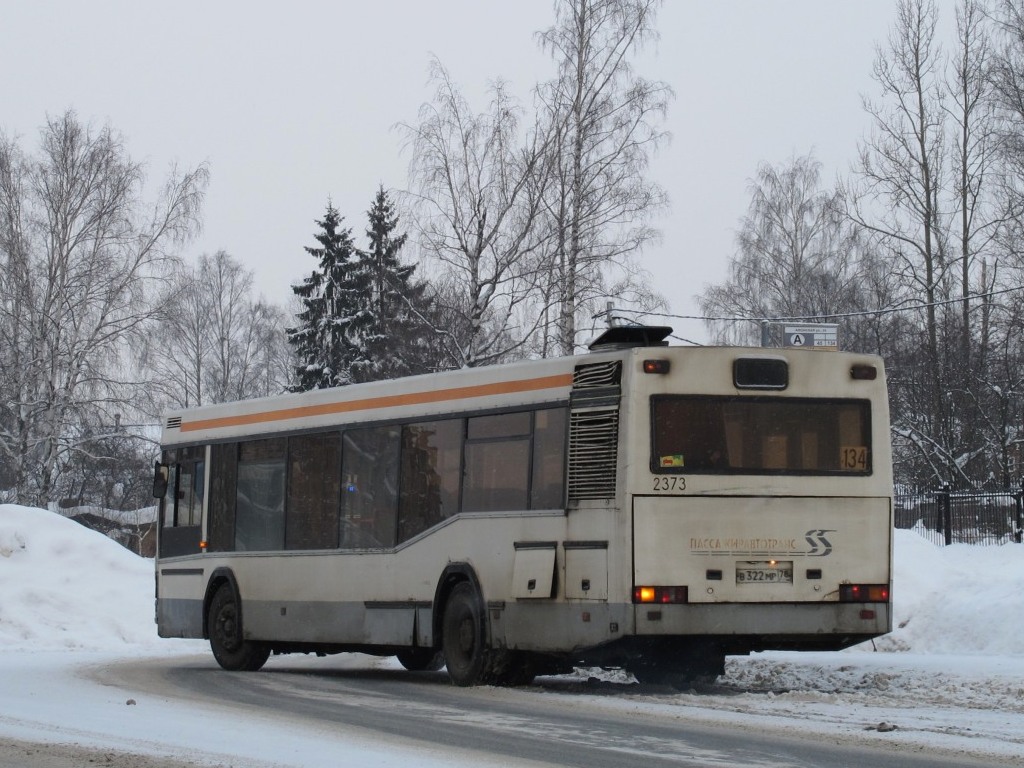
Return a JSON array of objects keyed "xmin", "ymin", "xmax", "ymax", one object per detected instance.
[
  {"xmin": 396, "ymin": 648, "xmax": 444, "ymax": 672},
  {"xmin": 208, "ymin": 583, "xmax": 270, "ymax": 672},
  {"xmin": 441, "ymin": 582, "xmax": 493, "ymax": 686}
]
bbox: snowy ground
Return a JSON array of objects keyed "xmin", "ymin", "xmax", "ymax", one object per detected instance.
[{"xmin": 1, "ymin": 503, "xmax": 1023, "ymax": 766}]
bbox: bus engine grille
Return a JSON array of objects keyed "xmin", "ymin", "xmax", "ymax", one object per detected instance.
[
  {"xmin": 573, "ymin": 360, "xmax": 622, "ymax": 388},
  {"xmin": 568, "ymin": 406, "xmax": 619, "ymax": 501}
]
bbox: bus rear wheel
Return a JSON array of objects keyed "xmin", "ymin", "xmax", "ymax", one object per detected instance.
[
  {"xmin": 442, "ymin": 582, "xmax": 493, "ymax": 686},
  {"xmin": 208, "ymin": 583, "xmax": 270, "ymax": 672}
]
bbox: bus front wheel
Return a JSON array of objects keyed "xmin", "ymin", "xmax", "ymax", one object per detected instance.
[
  {"xmin": 207, "ymin": 583, "xmax": 270, "ymax": 672},
  {"xmin": 441, "ymin": 582, "xmax": 493, "ymax": 686}
]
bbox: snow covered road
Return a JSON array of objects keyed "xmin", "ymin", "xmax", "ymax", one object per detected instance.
[{"xmin": 1, "ymin": 648, "xmax": 1021, "ymax": 768}]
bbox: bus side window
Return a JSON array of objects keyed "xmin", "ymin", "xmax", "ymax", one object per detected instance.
[
  {"xmin": 160, "ymin": 450, "xmax": 178, "ymax": 527},
  {"xmin": 188, "ymin": 459, "xmax": 205, "ymax": 525},
  {"xmin": 167, "ymin": 447, "xmax": 204, "ymax": 528},
  {"xmin": 463, "ymin": 412, "xmax": 531, "ymax": 513},
  {"xmin": 235, "ymin": 438, "xmax": 286, "ymax": 551},
  {"xmin": 287, "ymin": 432, "xmax": 341, "ymax": 550},
  {"xmin": 341, "ymin": 426, "xmax": 400, "ymax": 549},
  {"xmin": 207, "ymin": 442, "xmax": 238, "ymax": 552},
  {"xmin": 398, "ymin": 420, "xmax": 462, "ymax": 543},
  {"xmin": 531, "ymin": 407, "xmax": 567, "ymax": 509}
]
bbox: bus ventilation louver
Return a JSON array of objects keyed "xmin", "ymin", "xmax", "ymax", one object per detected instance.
[
  {"xmin": 568, "ymin": 408, "xmax": 620, "ymax": 500},
  {"xmin": 165, "ymin": 417, "xmax": 182, "ymax": 430},
  {"xmin": 573, "ymin": 360, "xmax": 622, "ymax": 389},
  {"xmin": 568, "ymin": 361, "xmax": 622, "ymax": 501}
]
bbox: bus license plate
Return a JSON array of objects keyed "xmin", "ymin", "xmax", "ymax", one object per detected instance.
[{"xmin": 736, "ymin": 561, "xmax": 793, "ymax": 584}]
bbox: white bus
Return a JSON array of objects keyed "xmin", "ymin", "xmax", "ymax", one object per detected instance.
[{"xmin": 153, "ymin": 326, "xmax": 893, "ymax": 687}]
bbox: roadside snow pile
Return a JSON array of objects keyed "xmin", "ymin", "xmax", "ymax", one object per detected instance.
[
  {"xmin": 0, "ymin": 504, "xmax": 163, "ymax": 651},
  {"xmin": 0, "ymin": 503, "xmax": 1021, "ymax": 657},
  {"xmin": 872, "ymin": 530, "xmax": 1024, "ymax": 656}
]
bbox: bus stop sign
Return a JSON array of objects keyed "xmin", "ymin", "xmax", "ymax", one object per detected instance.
[{"xmin": 784, "ymin": 324, "xmax": 838, "ymax": 350}]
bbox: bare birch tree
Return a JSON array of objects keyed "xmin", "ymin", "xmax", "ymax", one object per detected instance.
[
  {"xmin": 846, "ymin": 0, "xmax": 1011, "ymax": 485},
  {"xmin": 989, "ymin": 1, "xmax": 1024, "ymax": 282},
  {"xmin": 851, "ymin": 0, "xmax": 948, "ymax": 355},
  {"xmin": 991, "ymin": 0, "xmax": 1024, "ymax": 201},
  {"xmin": 143, "ymin": 251, "xmax": 291, "ymax": 410},
  {"xmin": 940, "ymin": 0, "xmax": 1007, "ymax": 476},
  {"xmin": 846, "ymin": 0, "xmax": 955, "ymax": 482},
  {"xmin": 205, "ymin": 250, "xmax": 264, "ymax": 402},
  {"xmin": 0, "ymin": 111, "xmax": 208, "ymax": 505},
  {"xmin": 699, "ymin": 154, "xmax": 865, "ymax": 346},
  {"xmin": 537, "ymin": 0, "xmax": 670, "ymax": 355},
  {"xmin": 979, "ymin": 0, "xmax": 1024, "ymax": 484},
  {"xmin": 947, "ymin": 0, "xmax": 1001, "ymax": 369},
  {"xmin": 143, "ymin": 260, "xmax": 210, "ymax": 408},
  {"xmin": 401, "ymin": 60, "xmax": 552, "ymax": 368}
]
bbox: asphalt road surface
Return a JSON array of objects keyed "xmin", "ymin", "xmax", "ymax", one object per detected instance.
[{"xmin": 58, "ymin": 655, "xmax": 1008, "ymax": 768}]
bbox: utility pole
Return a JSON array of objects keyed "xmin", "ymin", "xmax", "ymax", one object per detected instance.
[{"xmin": 606, "ymin": 302, "xmax": 617, "ymax": 328}]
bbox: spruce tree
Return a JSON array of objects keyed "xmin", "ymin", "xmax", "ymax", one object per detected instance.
[
  {"xmin": 355, "ymin": 186, "xmax": 434, "ymax": 382},
  {"xmin": 287, "ymin": 203, "xmax": 370, "ymax": 391}
]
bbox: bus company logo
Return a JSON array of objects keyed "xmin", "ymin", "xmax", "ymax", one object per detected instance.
[
  {"xmin": 689, "ymin": 529, "xmax": 835, "ymax": 557},
  {"xmin": 803, "ymin": 529, "xmax": 834, "ymax": 556}
]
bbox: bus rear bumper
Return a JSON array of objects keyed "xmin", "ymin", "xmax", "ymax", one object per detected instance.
[{"xmin": 633, "ymin": 601, "xmax": 891, "ymax": 649}]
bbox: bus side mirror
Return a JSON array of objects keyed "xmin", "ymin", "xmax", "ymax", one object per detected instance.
[{"xmin": 152, "ymin": 461, "xmax": 169, "ymax": 499}]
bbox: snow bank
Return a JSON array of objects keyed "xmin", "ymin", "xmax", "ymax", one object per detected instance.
[
  {"xmin": 873, "ymin": 530, "xmax": 1024, "ymax": 656},
  {"xmin": 0, "ymin": 504, "xmax": 163, "ymax": 651},
  {"xmin": 1, "ymin": 503, "xmax": 1022, "ymax": 657}
]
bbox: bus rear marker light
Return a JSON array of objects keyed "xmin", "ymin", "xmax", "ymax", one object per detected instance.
[
  {"xmin": 633, "ymin": 586, "xmax": 688, "ymax": 604},
  {"xmin": 839, "ymin": 584, "xmax": 890, "ymax": 602}
]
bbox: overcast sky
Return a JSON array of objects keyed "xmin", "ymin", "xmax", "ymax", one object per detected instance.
[{"xmin": 4, "ymin": 0, "xmax": 903, "ymax": 345}]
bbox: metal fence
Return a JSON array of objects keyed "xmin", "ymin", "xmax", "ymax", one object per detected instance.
[{"xmin": 894, "ymin": 485, "xmax": 1024, "ymax": 545}]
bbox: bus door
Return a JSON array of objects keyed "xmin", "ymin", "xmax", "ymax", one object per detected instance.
[{"xmin": 158, "ymin": 445, "xmax": 207, "ymax": 558}]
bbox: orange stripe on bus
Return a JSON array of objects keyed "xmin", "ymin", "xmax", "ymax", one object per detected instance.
[{"xmin": 179, "ymin": 373, "xmax": 574, "ymax": 433}]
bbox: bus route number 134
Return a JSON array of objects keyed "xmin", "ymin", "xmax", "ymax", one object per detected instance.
[
  {"xmin": 840, "ymin": 446, "xmax": 868, "ymax": 471},
  {"xmin": 653, "ymin": 476, "xmax": 686, "ymax": 492}
]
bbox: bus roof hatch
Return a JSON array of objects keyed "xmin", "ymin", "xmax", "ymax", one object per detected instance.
[{"xmin": 587, "ymin": 325, "xmax": 673, "ymax": 351}]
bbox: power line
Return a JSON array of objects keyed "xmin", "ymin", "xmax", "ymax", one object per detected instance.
[{"xmin": 614, "ymin": 284, "xmax": 1024, "ymax": 326}]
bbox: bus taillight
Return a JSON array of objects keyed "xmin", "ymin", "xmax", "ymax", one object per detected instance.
[
  {"xmin": 633, "ymin": 586, "xmax": 688, "ymax": 604},
  {"xmin": 839, "ymin": 584, "xmax": 889, "ymax": 602}
]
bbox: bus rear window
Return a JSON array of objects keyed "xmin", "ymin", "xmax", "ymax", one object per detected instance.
[{"xmin": 651, "ymin": 396, "xmax": 871, "ymax": 475}]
